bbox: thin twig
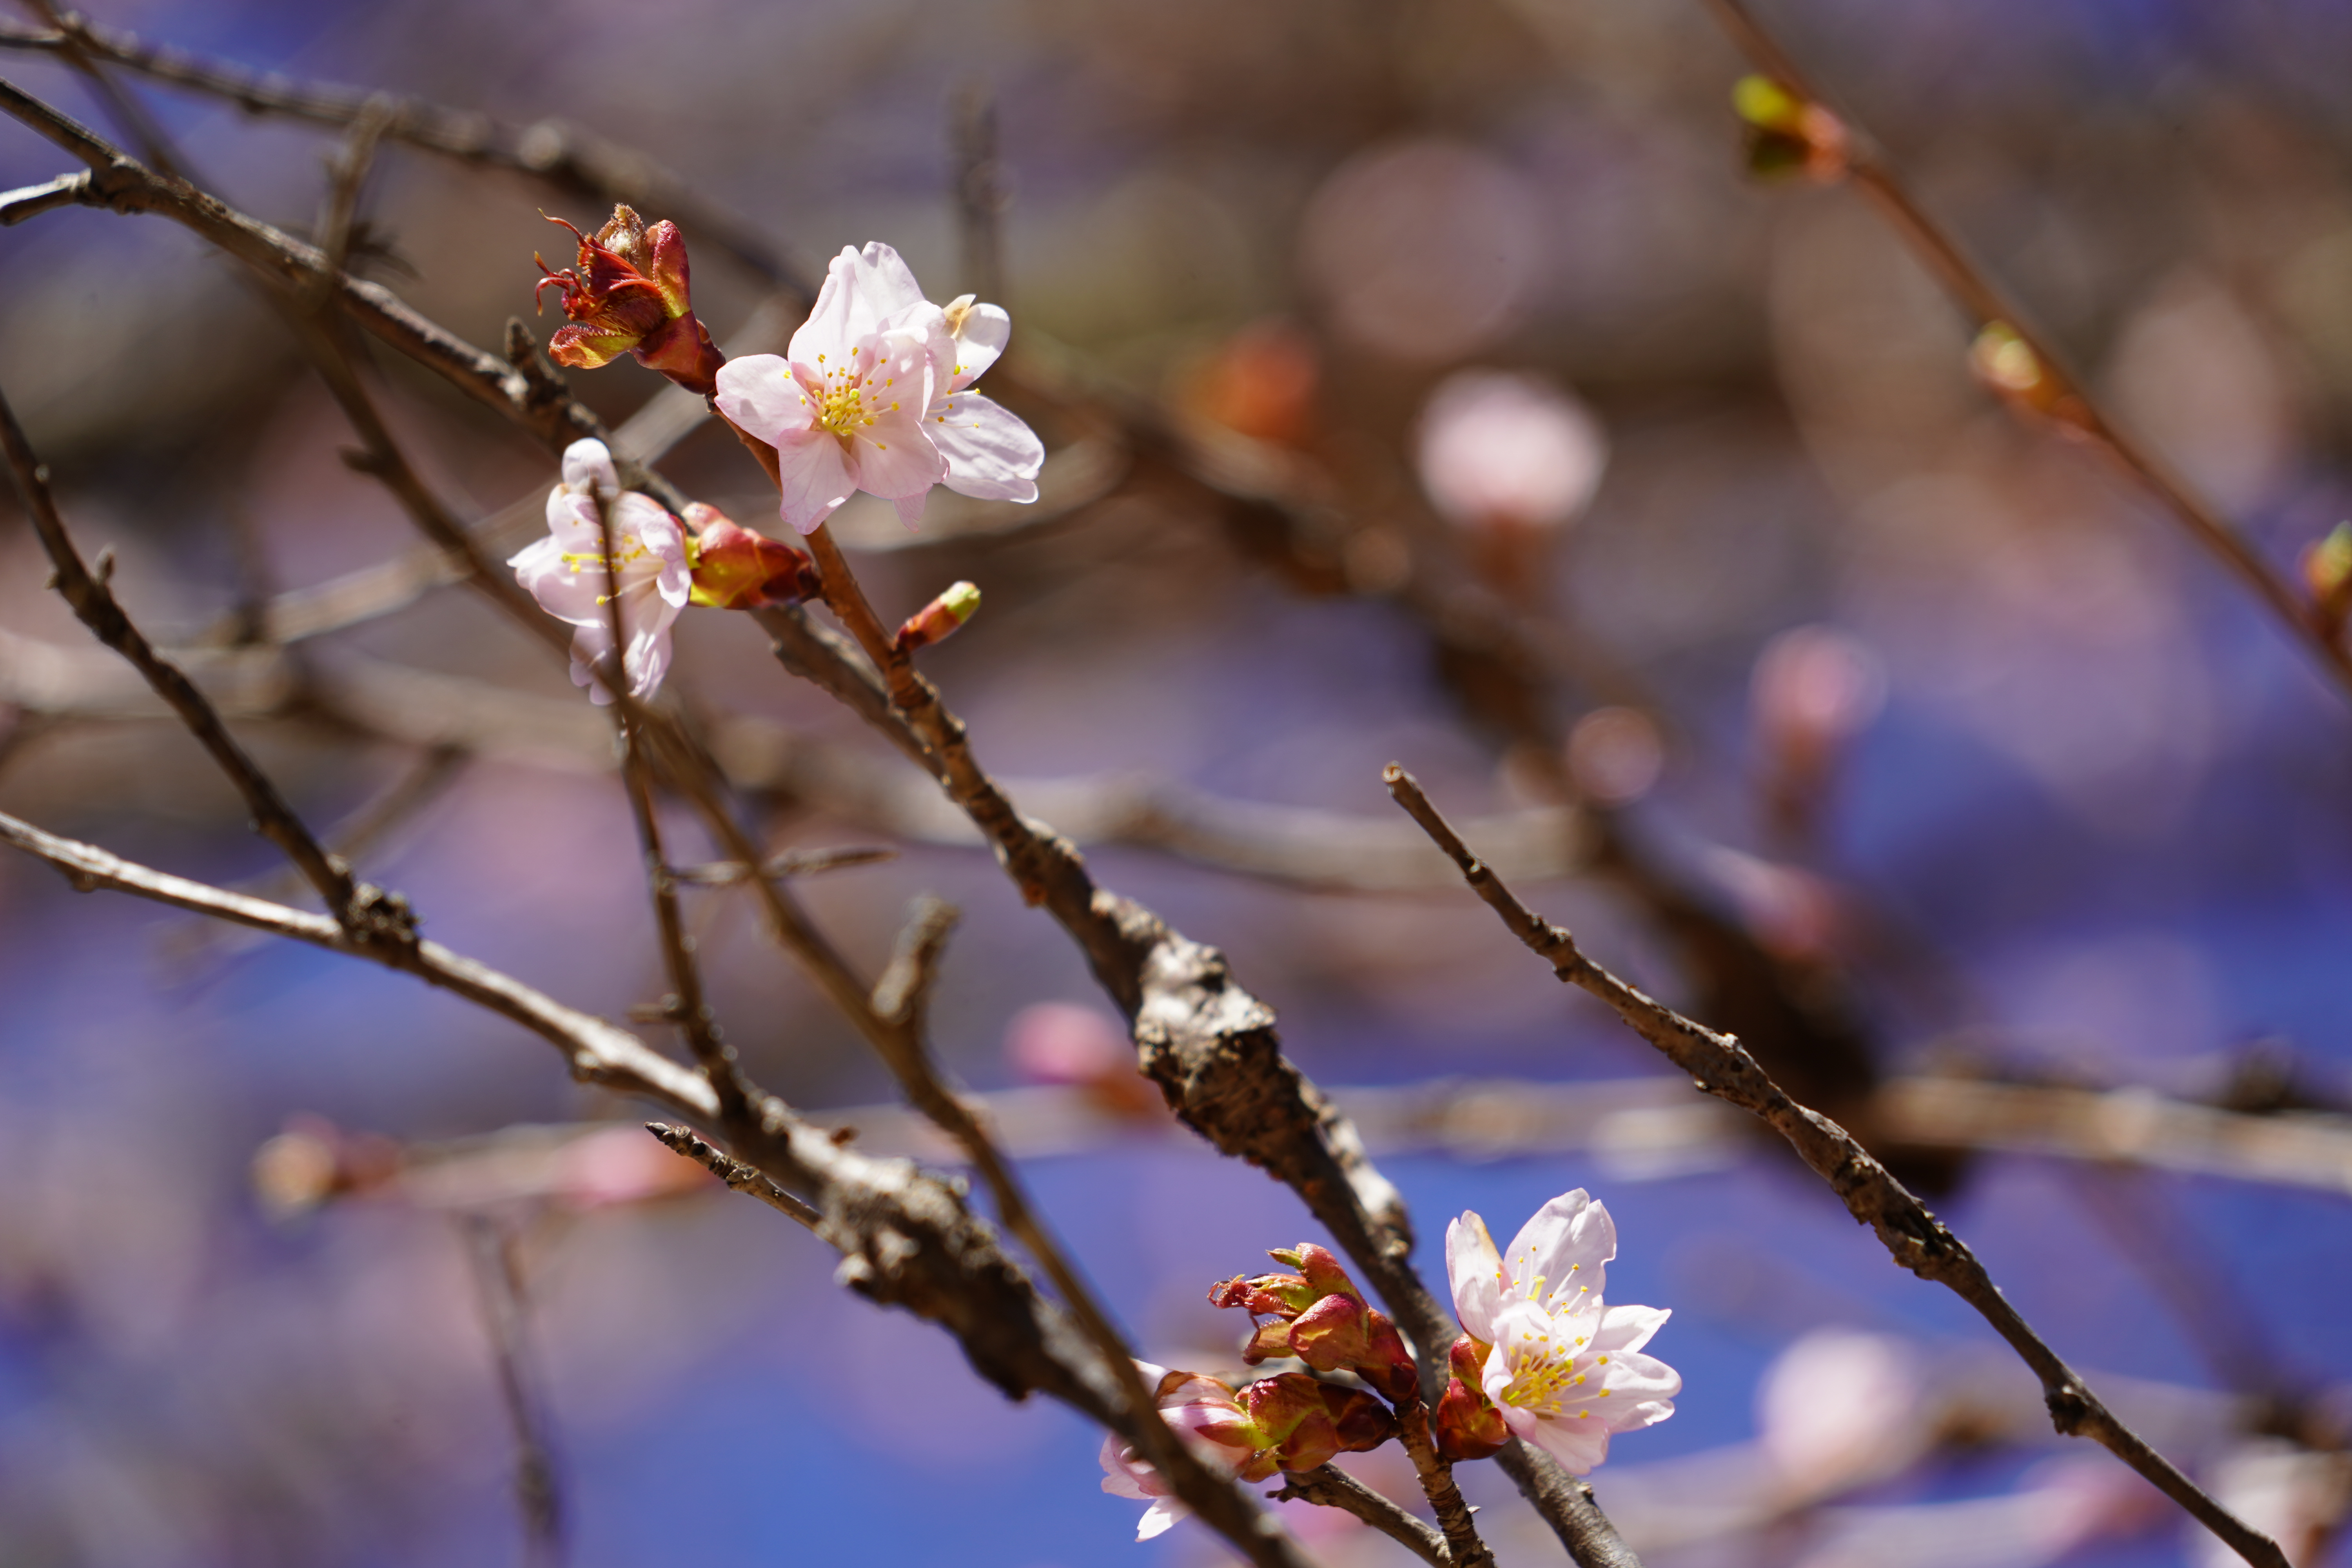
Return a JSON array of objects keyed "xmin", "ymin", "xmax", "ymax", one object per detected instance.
[
  {"xmin": 0, "ymin": 15, "xmax": 813, "ymax": 302},
  {"xmin": 666, "ymin": 844, "xmax": 897, "ymax": 886},
  {"xmin": 645, "ymin": 1122, "xmax": 819, "ymax": 1229},
  {"xmin": 1272, "ymin": 1465, "xmax": 1450, "ymax": 1566},
  {"xmin": 1699, "ymin": 0, "xmax": 2352, "ymax": 700},
  {"xmin": 1385, "ymin": 761, "xmax": 2291, "ymax": 1568},
  {"xmin": 0, "ymin": 376, "xmax": 385, "ymax": 931},
  {"xmin": 459, "ymin": 1214, "xmax": 566, "ymax": 1568}
]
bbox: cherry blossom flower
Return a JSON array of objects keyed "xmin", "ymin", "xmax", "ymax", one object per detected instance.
[
  {"xmin": 508, "ymin": 439, "xmax": 690, "ymax": 704},
  {"xmin": 714, "ymin": 243, "xmax": 1042, "ymax": 534},
  {"xmin": 1445, "ymin": 1190, "xmax": 1678, "ymax": 1474}
]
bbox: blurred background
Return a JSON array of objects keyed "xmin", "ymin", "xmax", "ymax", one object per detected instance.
[{"xmin": 3, "ymin": 0, "xmax": 2352, "ymax": 1564}]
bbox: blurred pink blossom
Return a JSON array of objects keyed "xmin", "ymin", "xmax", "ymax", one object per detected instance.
[{"xmin": 1416, "ymin": 369, "xmax": 1608, "ymax": 533}]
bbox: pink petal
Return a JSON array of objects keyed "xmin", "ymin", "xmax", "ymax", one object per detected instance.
[
  {"xmin": 1502, "ymin": 1189, "xmax": 1614, "ymax": 1308},
  {"xmin": 714, "ymin": 354, "xmax": 816, "ymax": 447},
  {"xmin": 770, "ymin": 428, "xmax": 857, "ymax": 535},
  {"xmin": 933, "ymin": 391, "xmax": 1043, "ymax": 502},
  {"xmin": 1446, "ymin": 1211, "xmax": 1505, "ymax": 1345},
  {"xmin": 947, "ymin": 302, "xmax": 1011, "ymax": 390}
]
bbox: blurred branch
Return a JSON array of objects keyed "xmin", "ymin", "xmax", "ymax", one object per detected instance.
[
  {"xmin": 1272, "ymin": 1465, "xmax": 1451, "ymax": 1567},
  {"xmin": 1385, "ymin": 762, "xmax": 2291, "ymax": 1568},
  {"xmin": 950, "ymin": 82, "xmax": 1004, "ymax": 305},
  {"xmin": 0, "ymin": 376, "xmax": 389, "ymax": 932},
  {"xmin": 459, "ymin": 1214, "xmax": 566, "ymax": 1568},
  {"xmin": 0, "ymin": 806, "xmax": 717, "ymax": 1111},
  {"xmin": 1699, "ymin": 0, "xmax": 2352, "ymax": 699},
  {"xmin": 0, "ymin": 13, "xmax": 813, "ymax": 300}
]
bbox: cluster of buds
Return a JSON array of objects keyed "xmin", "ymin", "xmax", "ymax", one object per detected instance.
[
  {"xmin": 534, "ymin": 205, "xmax": 725, "ymax": 397},
  {"xmin": 1732, "ymin": 75, "xmax": 1850, "ymax": 183},
  {"xmin": 1209, "ymin": 1242, "xmax": 1418, "ymax": 1402},
  {"xmin": 682, "ymin": 502, "xmax": 820, "ymax": 610},
  {"xmin": 1100, "ymin": 1363, "xmax": 1395, "ymax": 1539}
]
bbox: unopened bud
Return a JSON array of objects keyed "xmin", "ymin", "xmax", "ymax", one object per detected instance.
[
  {"xmin": 685, "ymin": 505, "xmax": 818, "ymax": 609},
  {"xmin": 2303, "ymin": 522, "xmax": 2352, "ymax": 629},
  {"xmin": 1969, "ymin": 321, "xmax": 2089, "ymax": 431},
  {"xmin": 1733, "ymin": 76, "xmax": 1848, "ymax": 183},
  {"xmin": 1212, "ymin": 1243, "xmax": 1415, "ymax": 1399},
  {"xmin": 894, "ymin": 581, "xmax": 981, "ymax": 653},
  {"xmin": 1435, "ymin": 1336, "xmax": 1510, "ymax": 1461},
  {"xmin": 534, "ymin": 205, "xmax": 724, "ymax": 396}
]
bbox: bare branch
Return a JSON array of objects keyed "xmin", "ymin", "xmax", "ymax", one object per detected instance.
[
  {"xmin": 459, "ymin": 1214, "xmax": 567, "ymax": 1568},
  {"xmin": 645, "ymin": 1122, "xmax": 819, "ymax": 1230},
  {"xmin": 0, "ymin": 15, "xmax": 812, "ymax": 301},
  {"xmin": 1272, "ymin": 1465, "xmax": 1450, "ymax": 1567},
  {"xmin": 1698, "ymin": 0, "xmax": 2352, "ymax": 701},
  {"xmin": 0, "ymin": 806, "xmax": 716, "ymax": 1113},
  {"xmin": 1385, "ymin": 761, "xmax": 2291, "ymax": 1568},
  {"xmin": 0, "ymin": 376, "xmax": 387, "ymax": 932}
]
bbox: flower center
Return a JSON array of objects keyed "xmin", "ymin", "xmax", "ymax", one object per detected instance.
[{"xmin": 810, "ymin": 350, "xmax": 902, "ymax": 446}]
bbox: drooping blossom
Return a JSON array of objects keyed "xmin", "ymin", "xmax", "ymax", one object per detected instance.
[
  {"xmin": 1098, "ymin": 1362, "xmax": 1395, "ymax": 1541},
  {"xmin": 508, "ymin": 439, "xmax": 690, "ymax": 704},
  {"xmin": 1445, "ymin": 1190, "xmax": 1678, "ymax": 1474},
  {"xmin": 1415, "ymin": 368, "xmax": 1608, "ymax": 533},
  {"xmin": 534, "ymin": 205, "xmax": 724, "ymax": 395},
  {"xmin": 715, "ymin": 243, "xmax": 1043, "ymax": 534}
]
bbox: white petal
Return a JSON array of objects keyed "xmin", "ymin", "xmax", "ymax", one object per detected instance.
[
  {"xmin": 948, "ymin": 301, "xmax": 1011, "ymax": 389},
  {"xmin": 1503, "ymin": 1189, "xmax": 1613, "ymax": 1308},
  {"xmin": 1098, "ymin": 1433, "xmax": 1155, "ymax": 1500},
  {"xmin": 932, "ymin": 391, "xmax": 1044, "ymax": 502},
  {"xmin": 1515, "ymin": 1407, "xmax": 1612, "ymax": 1475},
  {"xmin": 788, "ymin": 249, "xmax": 863, "ymax": 367},
  {"xmin": 846, "ymin": 402, "xmax": 948, "ymax": 502},
  {"xmin": 771, "ymin": 428, "xmax": 856, "ymax": 535},
  {"xmin": 855, "ymin": 241, "xmax": 929, "ymax": 320},
  {"xmin": 1599, "ymin": 1347, "xmax": 1680, "ymax": 1402},
  {"xmin": 715, "ymin": 354, "xmax": 817, "ymax": 447},
  {"xmin": 560, "ymin": 438, "xmax": 617, "ymax": 497},
  {"xmin": 1588, "ymin": 1303, "xmax": 1670, "ymax": 1360},
  {"xmin": 1136, "ymin": 1499, "xmax": 1188, "ymax": 1541},
  {"xmin": 1447, "ymin": 1211, "xmax": 1505, "ymax": 1345}
]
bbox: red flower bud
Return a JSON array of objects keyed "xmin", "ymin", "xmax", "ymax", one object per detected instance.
[
  {"xmin": 1435, "ymin": 1336, "xmax": 1510, "ymax": 1461},
  {"xmin": 534, "ymin": 205, "xmax": 724, "ymax": 396},
  {"xmin": 1321, "ymin": 1381, "xmax": 1401, "ymax": 1456},
  {"xmin": 894, "ymin": 581, "xmax": 981, "ymax": 653},
  {"xmin": 684, "ymin": 505, "xmax": 818, "ymax": 609}
]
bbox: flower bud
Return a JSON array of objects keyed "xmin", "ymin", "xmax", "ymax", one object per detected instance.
[
  {"xmin": 1968, "ymin": 321, "xmax": 2090, "ymax": 432},
  {"xmin": 1435, "ymin": 1337, "xmax": 1511, "ymax": 1461},
  {"xmin": 534, "ymin": 205, "xmax": 725, "ymax": 396},
  {"xmin": 1238, "ymin": 1372, "xmax": 1398, "ymax": 1474},
  {"xmin": 1212, "ymin": 1243, "xmax": 1417, "ymax": 1401},
  {"xmin": 894, "ymin": 581, "xmax": 981, "ymax": 653},
  {"xmin": 2303, "ymin": 522, "xmax": 2352, "ymax": 630},
  {"xmin": 684, "ymin": 505, "xmax": 819, "ymax": 609},
  {"xmin": 1733, "ymin": 75, "xmax": 1849, "ymax": 182}
]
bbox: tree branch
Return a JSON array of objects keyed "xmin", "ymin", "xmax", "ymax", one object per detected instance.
[
  {"xmin": 1385, "ymin": 762, "xmax": 2290, "ymax": 1568},
  {"xmin": 1272, "ymin": 1465, "xmax": 1450, "ymax": 1567}
]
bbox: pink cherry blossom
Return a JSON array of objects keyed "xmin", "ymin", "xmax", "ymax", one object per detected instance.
[
  {"xmin": 714, "ymin": 243, "xmax": 1042, "ymax": 535},
  {"xmin": 1416, "ymin": 368, "xmax": 1608, "ymax": 532},
  {"xmin": 1445, "ymin": 1190, "xmax": 1678, "ymax": 1474},
  {"xmin": 507, "ymin": 438, "xmax": 691, "ymax": 704}
]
